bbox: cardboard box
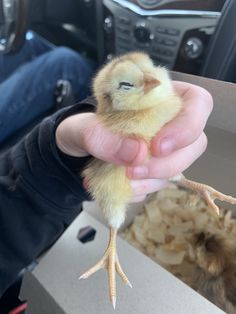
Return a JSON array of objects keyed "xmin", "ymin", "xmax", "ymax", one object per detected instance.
[
  {"xmin": 20, "ymin": 72, "xmax": 236, "ymax": 313},
  {"xmin": 20, "ymin": 210, "xmax": 225, "ymax": 314}
]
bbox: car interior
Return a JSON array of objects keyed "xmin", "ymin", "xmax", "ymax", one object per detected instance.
[{"xmin": 0, "ymin": 0, "xmax": 235, "ymax": 312}]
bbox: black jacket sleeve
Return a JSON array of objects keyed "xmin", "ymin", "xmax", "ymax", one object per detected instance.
[{"xmin": 0, "ymin": 98, "xmax": 95, "ymax": 297}]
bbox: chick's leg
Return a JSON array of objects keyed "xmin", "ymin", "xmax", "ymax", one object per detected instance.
[
  {"xmin": 171, "ymin": 174, "xmax": 236, "ymax": 215},
  {"xmin": 79, "ymin": 227, "xmax": 131, "ymax": 309}
]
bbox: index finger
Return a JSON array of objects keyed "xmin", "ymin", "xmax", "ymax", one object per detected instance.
[{"xmin": 151, "ymin": 81, "xmax": 213, "ymax": 157}]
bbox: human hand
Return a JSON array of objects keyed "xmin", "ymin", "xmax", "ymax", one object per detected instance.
[
  {"xmin": 56, "ymin": 111, "xmax": 157, "ymax": 202},
  {"xmin": 56, "ymin": 82, "xmax": 213, "ymax": 203},
  {"xmin": 126, "ymin": 82, "xmax": 213, "ymax": 184}
]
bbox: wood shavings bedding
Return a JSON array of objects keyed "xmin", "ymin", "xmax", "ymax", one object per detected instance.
[{"xmin": 122, "ymin": 186, "xmax": 236, "ymax": 314}]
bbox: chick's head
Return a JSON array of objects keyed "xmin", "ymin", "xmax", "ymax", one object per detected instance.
[{"xmin": 94, "ymin": 52, "xmax": 177, "ymax": 114}]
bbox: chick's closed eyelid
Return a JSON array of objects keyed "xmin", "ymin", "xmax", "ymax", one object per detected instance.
[{"xmin": 118, "ymin": 82, "xmax": 134, "ymax": 90}]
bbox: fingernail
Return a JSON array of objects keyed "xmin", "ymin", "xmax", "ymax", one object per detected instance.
[
  {"xmin": 117, "ymin": 138, "xmax": 139, "ymax": 164},
  {"xmin": 132, "ymin": 166, "xmax": 148, "ymax": 179},
  {"xmin": 160, "ymin": 138, "xmax": 174, "ymax": 156}
]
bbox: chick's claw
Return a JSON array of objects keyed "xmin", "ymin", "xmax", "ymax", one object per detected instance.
[
  {"xmin": 172, "ymin": 174, "xmax": 236, "ymax": 215},
  {"xmin": 79, "ymin": 228, "xmax": 131, "ymax": 309}
]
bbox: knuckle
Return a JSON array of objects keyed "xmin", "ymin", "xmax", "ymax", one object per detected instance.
[
  {"xmin": 82, "ymin": 124, "xmax": 96, "ymax": 150},
  {"xmin": 200, "ymin": 132, "xmax": 208, "ymax": 153},
  {"xmin": 167, "ymin": 161, "xmax": 180, "ymax": 177},
  {"xmin": 131, "ymin": 195, "xmax": 147, "ymax": 203},
  {"xmin": 183, "ymin": 124, "xmax": 199, "ymax": 143},
  {"xmin": 196, "ymin": 86, "xmax": 214, "ymax": 113},
  {"xmin": 82, "ymin": 122, "xmax": 104, "ymax": 155},
  {"xmin": 202, "ymin": 89, "xmax": 214, "ymax": 112},
  {"xmin": 176, "ymin": 124, "xmax": 199, "ymax": 150},
  {"xmin": 155, "ymin": 159, "xmax": 179, "ymax": 178},
  {"xmin": 132, "ymin": 181, "xmax": 148, "ymax": 196}
]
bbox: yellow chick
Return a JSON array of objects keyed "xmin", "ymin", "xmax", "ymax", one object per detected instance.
[
  {"xmin": 79, "ymin": 52, "xmax": 236, "ymax": 308},
  {"xmin": 85, "ymin": 52, "xmax": 182, "ymax": 228}
]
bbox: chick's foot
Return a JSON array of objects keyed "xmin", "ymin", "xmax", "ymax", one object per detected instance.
[
  {"xmin": 171, "ymin": 174, "xmax": 236, "ymax": 215},
  {"xmin": 79, "ymin": 227, "xmax": 132, "ymax": 309}
]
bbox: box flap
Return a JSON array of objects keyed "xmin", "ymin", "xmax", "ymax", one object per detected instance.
[{"xmin": 171, "ymin": 71, "xmax": 236, "ymax": 133}]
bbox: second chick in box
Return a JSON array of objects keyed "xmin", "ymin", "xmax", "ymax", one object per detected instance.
[{"xmin": 123, "ymin": 186, "xmax": 236, "ymax": 314}]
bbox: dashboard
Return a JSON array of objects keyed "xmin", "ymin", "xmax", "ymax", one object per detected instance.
[
  {"xmin": 101, "ymin": 0, "xmax": 226, "ymax": 75},
  {"xmin": 128, "ymin": 0, "xmax": 225, "ymax": 11},
  {"xmin": 25, "ymin": 0, "xmax": 227, "ymax": 77}
]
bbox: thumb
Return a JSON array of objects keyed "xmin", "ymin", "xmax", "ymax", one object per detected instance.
[
  {"xmin": 56, "ymin": 112, "xmax": 148, "ymax": 166},
  {"xmin": 82, "ymin": 114, "xmax": 148, "ymax": 166}
]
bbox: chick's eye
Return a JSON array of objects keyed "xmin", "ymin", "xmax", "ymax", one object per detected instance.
[{"xmin": 118, "ymin": 82, "xmax": 134, "ymax": 90}]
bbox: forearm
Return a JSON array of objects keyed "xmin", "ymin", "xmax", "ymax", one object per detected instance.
[{"xmin": 0, "ymin": 99, "xmax": 95, "ymax": 296}]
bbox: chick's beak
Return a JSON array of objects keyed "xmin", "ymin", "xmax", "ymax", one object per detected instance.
[{"xmin": 143, "ymin": 73, "xmax": 160, "ymax": 94}]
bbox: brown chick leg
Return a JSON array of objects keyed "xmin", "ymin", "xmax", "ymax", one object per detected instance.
[
  {"xmin": 171, "ymin": 174, "xmax": 236, "ymax": 215},
  {"xmin": 79, "ymin": 227, "xmax": 132, "ymax": 309}
]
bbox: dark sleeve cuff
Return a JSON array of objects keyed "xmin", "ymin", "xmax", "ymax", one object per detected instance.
[
  {"xmin": 10, "ymin": 97, "xmax": 97, "ymax": 218},
  {"xmin": 55, "ymin": 96, "xmax": 96, "ymax": 173},
  {"xmin": 55, "ymin": 96, "xmax": 96, "ymax": 126},
  {"xmin": 0, "ymin": 97, "xmax": 97, "ymax": 296}
]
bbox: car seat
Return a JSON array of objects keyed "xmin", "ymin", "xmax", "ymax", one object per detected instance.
[{"xmin": 201, "ymin": 0, "xmax": 236, "ymax": 83}]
